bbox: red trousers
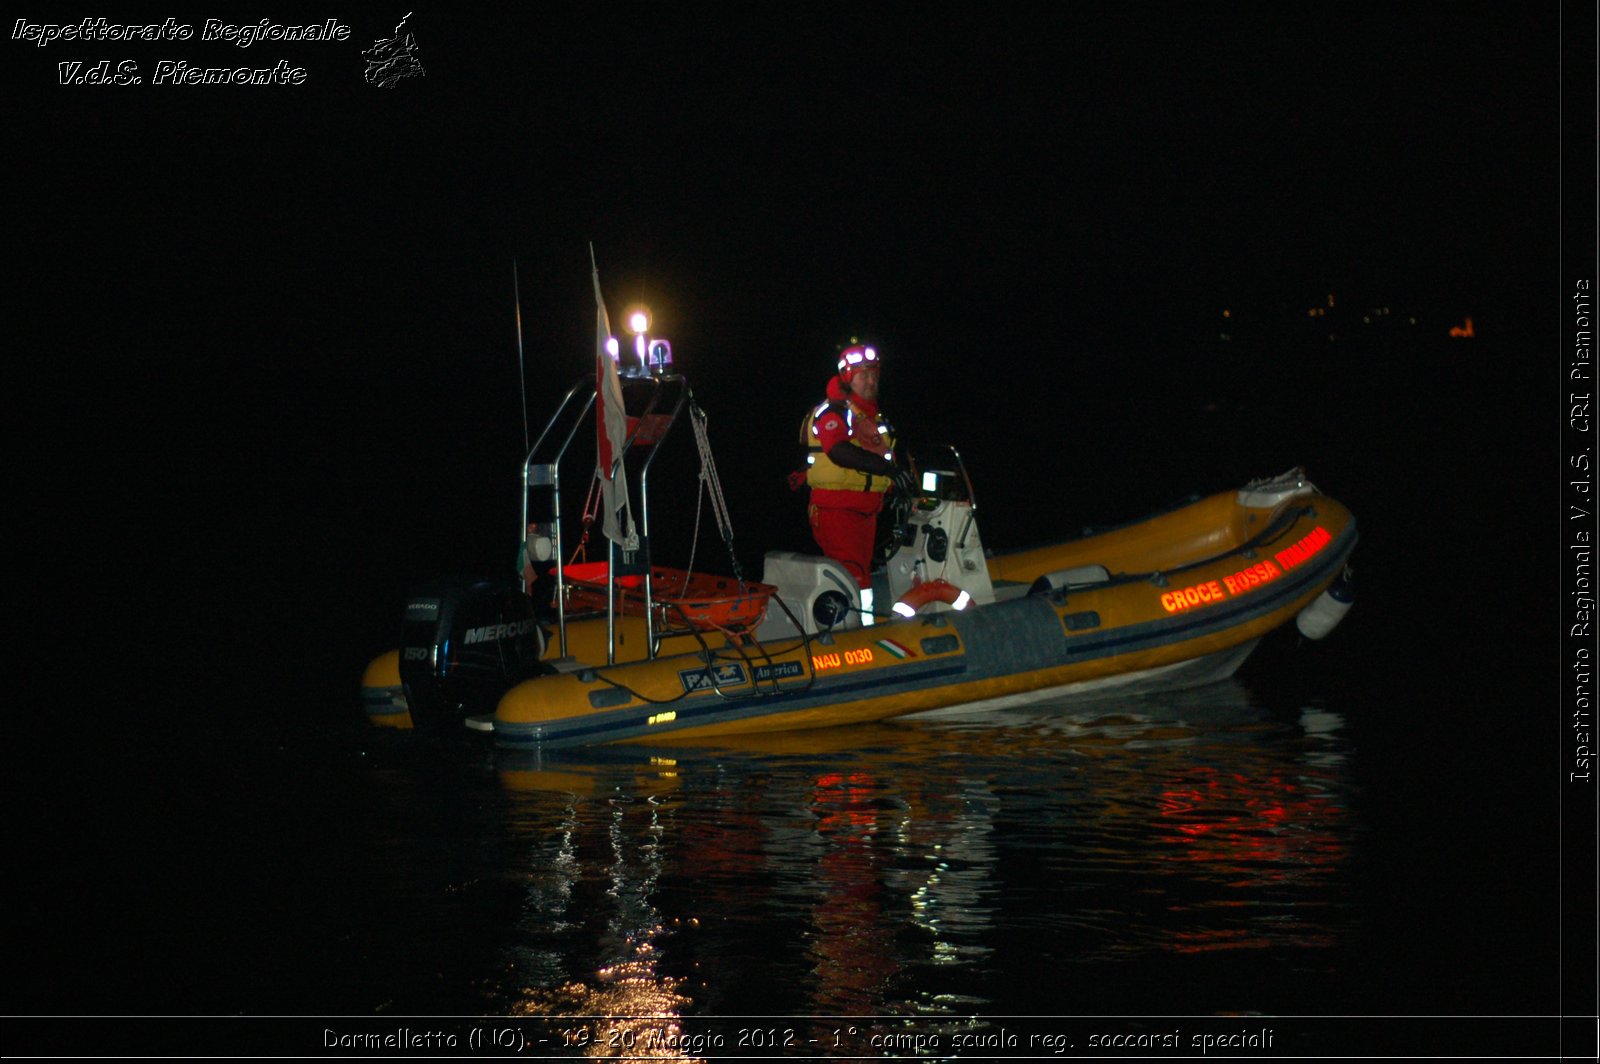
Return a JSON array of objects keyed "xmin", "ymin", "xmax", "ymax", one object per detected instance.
[{"xmin": 808, "ymin": 493, "xmax": 882, "ymax": 588}]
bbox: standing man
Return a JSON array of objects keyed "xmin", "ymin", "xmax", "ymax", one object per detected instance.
[{"xmin": 800, "ymin": 342, "xmax": 905, "ymax": 613}]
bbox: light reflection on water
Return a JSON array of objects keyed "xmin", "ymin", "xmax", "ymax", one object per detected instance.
[{"xmin": 478, "ymin": 679, "xmax": 1358, "ymax": 1026}]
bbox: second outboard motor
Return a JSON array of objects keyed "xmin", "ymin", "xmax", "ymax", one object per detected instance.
[{"xmin": 397, "ymin": 578, "xmax": 545, "ymax": 729}]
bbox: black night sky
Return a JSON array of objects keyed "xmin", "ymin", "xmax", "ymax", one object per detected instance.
[
  {"xmin": 14, "ymin": 8, "xmax": 1570, "ymax": 583},
  {"xmin": 7, "ymin": 4, "xmax": 1597, "ymax": 1031}
]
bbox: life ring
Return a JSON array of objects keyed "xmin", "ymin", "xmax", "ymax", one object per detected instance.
[{"xmin": 891, "ymin": 578, "xmax": 971, "ymax": 618}]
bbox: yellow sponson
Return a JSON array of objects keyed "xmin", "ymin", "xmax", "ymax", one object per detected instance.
[
  {"xmin": 359, "ymin": 649, "xmax": 412, "ymax": 728},
  {"xmin": 802, "ymin": 402, "xmax": 895, "ymax": 493},
  {"xmin": 988, "ymin": 489, "xmax": 1289, "ymax": 585},
  {"xmin": 357, "ymin": 613, "xmax": 723, "ymax": 732},
  {"xmin": 550, "ymin": 611, "xmax": 720, "ymax": 665},
  {"xmin": 491, "ymin": 487, "xmax": 1355, "ymax": 749}
]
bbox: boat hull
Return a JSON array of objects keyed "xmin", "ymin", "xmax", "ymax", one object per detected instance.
[
  {"xmin": 360, "ymin": 649, "xmax": 411, "ymax": 729},
  {"xmin": 491, "ymin": 493, "xmax": 1355, "ymax": 748}
]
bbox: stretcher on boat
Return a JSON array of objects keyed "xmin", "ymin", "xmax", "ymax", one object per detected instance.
[{"xmin": 561, "ymin": 561, "xmax": 777, "ymax": 633}]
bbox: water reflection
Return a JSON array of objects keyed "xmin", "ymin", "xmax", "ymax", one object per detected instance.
[
  {"xmin": 486, "ymin": 679, "xmax": 1356, "ymax": 1023},
  {"xmin": 495, "ymin": 763, "xmax": 691, "ymax": 1056}
]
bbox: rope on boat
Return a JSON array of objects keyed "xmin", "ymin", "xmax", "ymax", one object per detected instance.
[
  {"xmin": 682, "ymin": 471, "xmax": 706, "ymax": 587},
  {"xmin": 555, "ymin": 389, "xmax": 824, "ymax": 709},
  {"xmin": 688, "ymin": 398, "xmax": 744, "ymax": 587},
  {"xmin": 567, "ymin": 470, "xmax": 604, "ymax": 566},
  {"xmin": 582, "ymin": 594, "xmax": 818, "ymax": 707}
]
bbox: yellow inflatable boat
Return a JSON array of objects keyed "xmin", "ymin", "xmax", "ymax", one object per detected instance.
[{"xmin": 359, "ymin": 378, "xmax": 1355, "ymax": 749}]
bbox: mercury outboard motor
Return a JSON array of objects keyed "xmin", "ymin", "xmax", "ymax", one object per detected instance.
[{"xmin": 397, "ymin": 578, "xmax": 545, "ymax": 729}]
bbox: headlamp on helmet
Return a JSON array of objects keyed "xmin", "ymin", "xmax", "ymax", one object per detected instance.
[{"xmin": 836, "ymin": 343, "xmax": 879, "ymax": 382}]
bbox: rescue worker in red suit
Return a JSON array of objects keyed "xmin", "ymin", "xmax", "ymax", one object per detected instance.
[{"xmin": 800, "ymin": 343, "xmax": 908, "ymax": 602}]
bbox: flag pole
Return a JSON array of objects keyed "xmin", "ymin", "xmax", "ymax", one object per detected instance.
[{"xmin": 591, "ymin": 244, "xmax": 619, "ymax": 663}]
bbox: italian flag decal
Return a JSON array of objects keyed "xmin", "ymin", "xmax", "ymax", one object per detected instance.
[{"xmin": 876, "ymin": 638, "xmax": 915, "ymax": 659}]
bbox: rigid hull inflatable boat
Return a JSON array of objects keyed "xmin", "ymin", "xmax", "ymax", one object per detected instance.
[
  {"xmin": 360, "ymin": 312, "xmax": 1356, "ymax": 749},
  {"xmin": 482, "ymin": 472, "xmax": 1354, "ymax": 748}
]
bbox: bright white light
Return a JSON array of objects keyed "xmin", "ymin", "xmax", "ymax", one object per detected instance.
[
  {"xmin": 605, "ymin": 337, "xmax": 620, "ymax": 359},
  {"xmin": 861, "ymin": 588, "xmax": 875, "ymax": 626},
  {"xmin": 922, "ymin": 471, "xmax": 938, "ymax": 492},
  {"xmin": 628, "ymin": 311, "xmax": 649, "ymax": 334},
  {"xmin": 892, "ymin": 602, "xmax": 916, "ymax": 618},
  {"xmin": 952, "ymin": 590, "xmax": 971, "ymax": 610}
]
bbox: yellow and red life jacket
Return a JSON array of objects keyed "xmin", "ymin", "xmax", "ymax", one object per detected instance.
[{"xmin": 800, "ymin": 398, "xmax": 897, "ymax": 494}]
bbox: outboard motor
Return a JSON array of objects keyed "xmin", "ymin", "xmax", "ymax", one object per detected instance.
[{"xmin": 397, "ymin": 578, "xmax": 545, "ymax": 729}]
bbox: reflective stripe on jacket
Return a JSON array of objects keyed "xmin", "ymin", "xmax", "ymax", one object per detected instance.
[{"xmin": 800, "ymin": 399, "xmax": 896, "ymax": 493}]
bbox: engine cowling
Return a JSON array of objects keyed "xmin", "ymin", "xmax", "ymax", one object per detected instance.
[{"xmin": 397, "ymin": 578, "xmax": 545, "ymax": 729}]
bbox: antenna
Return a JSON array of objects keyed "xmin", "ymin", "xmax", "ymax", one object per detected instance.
[{"xmin": 513, "ymin": 259, "xmax": 530, "ymax": 455}]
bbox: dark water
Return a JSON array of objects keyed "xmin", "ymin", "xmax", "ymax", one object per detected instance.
[
  {"xmin": 8, "ymin": 655, "xmax": 1557, "ymax": 1055},
  {"xmin": 8, "ymin": 317, "xmax": 1573, "ymax": 1056}
]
